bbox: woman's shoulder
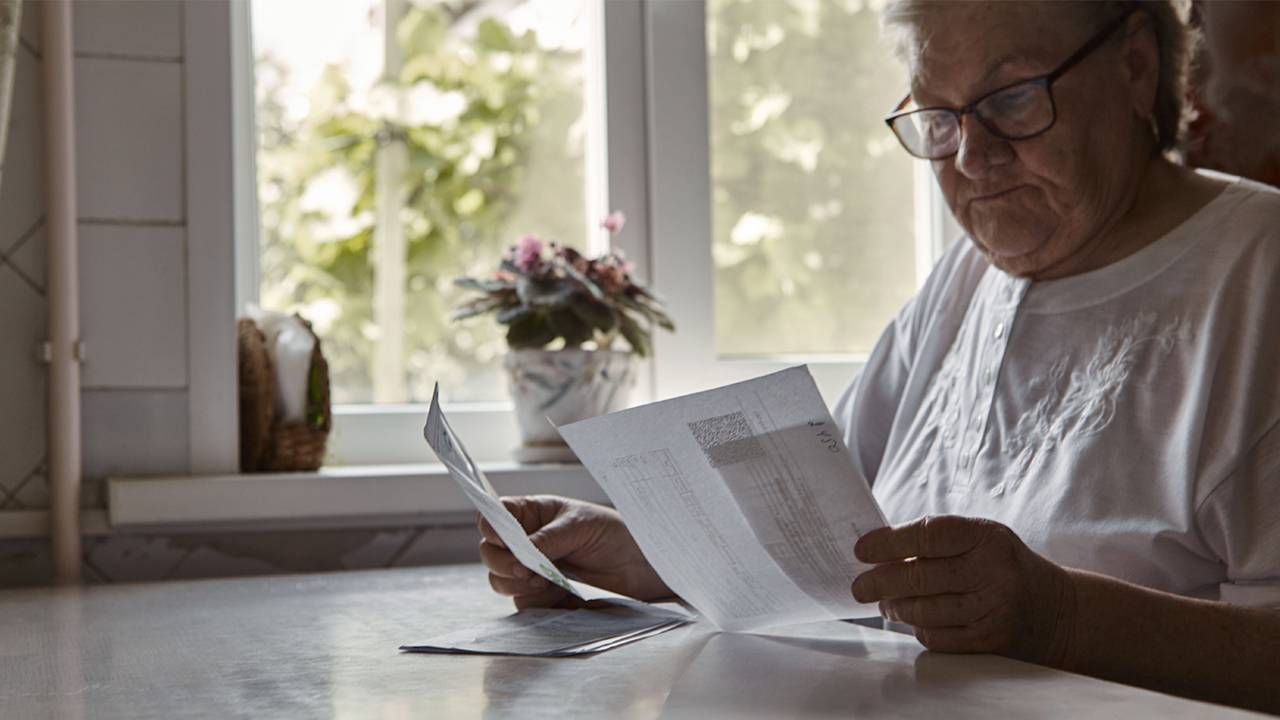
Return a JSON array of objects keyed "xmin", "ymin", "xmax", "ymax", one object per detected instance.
[
  {"xmin": 1170, "ymin": 171, "xmax": 1280, "ymax": 291},
  {"xmin": 890, "ymin": 236, "xmax": 990, "ymax": 354},
  {"xmin": 1194, "ymin": 170, "xmax": 1280, "ymax": 242},
  {"xmin": 914, "ymin": 236, "xmax": 990, "ymax": 313}
]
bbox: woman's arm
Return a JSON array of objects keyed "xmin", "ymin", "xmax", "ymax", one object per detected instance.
[
  {"xmin": 851, "ymin": 516, "xmax": 1280, "ymax": 715},
  {"xmin": 1061, "ymin": 568, "xmax": 1280, "ymax": 714}
]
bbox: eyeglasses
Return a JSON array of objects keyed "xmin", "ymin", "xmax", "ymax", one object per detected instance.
[{"xmin": 885, "ymin": 7, "xmax": 1137, "ymax": 160}]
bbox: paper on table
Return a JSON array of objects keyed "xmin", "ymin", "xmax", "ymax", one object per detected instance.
[
  {"xmin": 423, "ymin": 385, "xmax": 616, "ymax": 602},
  {"xmin": 558, "ymin": 366, "xmax": 887, "ymax": 632},
  {"xmin": 401, "ymin": 603, "xmax": 690, "ymax": 657}
]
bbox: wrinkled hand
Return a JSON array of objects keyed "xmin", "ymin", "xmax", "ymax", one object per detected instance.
[
  {"xmin": 851, "ymin": 516, "xmax": 1076, "ymax": 664},
  {"xmin": 479, "ymin": 495, "xmax": 672, "ymax": 610}
]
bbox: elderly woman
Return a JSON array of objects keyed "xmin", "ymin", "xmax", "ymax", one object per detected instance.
[{"xmin": 478, "ymin": 0, "xmax": 1280, "ymax": 713}]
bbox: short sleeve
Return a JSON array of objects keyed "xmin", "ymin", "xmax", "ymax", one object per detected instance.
[
  {"xmin": 833, "ymin": 307, "xmax": 914, "ymax": 488},
  {"xmin": 833, "ymin": 238, "xmax": 987, "ymax": 489},
  {"xmin": 1196, "ymin": 417, "xmax": 1280, "ymax": 607}
]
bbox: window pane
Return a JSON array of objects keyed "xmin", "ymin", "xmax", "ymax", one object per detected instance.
[
  {"xmin": 253, "ymin": 0, "xmax": 589, "ymax": 404},
  {"xmin": 707, "ymin": 0, "xmax": 915, "ymax": 357}
]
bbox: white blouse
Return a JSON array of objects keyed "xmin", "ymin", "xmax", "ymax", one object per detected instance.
[{"xmin": 834, "ymin": 173, "xmax": 1280, "ymax": 607}]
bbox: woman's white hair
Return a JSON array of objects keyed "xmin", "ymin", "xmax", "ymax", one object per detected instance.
[{"xmin": 881, "ymin": 0, "xmax": 1195, "ymax": 152}]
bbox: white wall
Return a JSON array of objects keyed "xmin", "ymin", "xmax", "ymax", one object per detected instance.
[
  {"xmin": 0, "ymin": 0, "xmax": 481, "ymax": 586},
  {"xmin": 0, "ymin": 0, "xmax": 191, "ymax": 516}
]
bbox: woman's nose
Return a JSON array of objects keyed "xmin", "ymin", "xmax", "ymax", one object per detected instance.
[{"xmin": 953, "ymin": 114, "xmax": 1013, "ymax": 179}]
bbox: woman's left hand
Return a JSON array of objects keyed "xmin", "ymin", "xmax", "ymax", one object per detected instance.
[{"xmin": 851, "ymin": 515, "xmax": 1076, "ymax": 665}]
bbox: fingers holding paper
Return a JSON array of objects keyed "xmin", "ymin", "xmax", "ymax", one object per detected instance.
[
  {"xmin": 478, "ymin": 499, "xmax": 572, "ymax": 609},
  {"xmin": 851, "ymin": 515, "xmax": 1073, "ymax": 664},
  {"xmin": 477, "ymin": 495, "xmax": 674, "ymax": 609}
]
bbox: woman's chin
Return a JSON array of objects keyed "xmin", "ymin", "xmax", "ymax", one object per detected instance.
[{"xmin": 973, "ymin": 236, "xmax": 1054, "ymax": 278}]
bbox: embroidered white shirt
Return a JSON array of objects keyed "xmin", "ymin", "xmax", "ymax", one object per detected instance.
[{"xmin": 834, "ymin": 173, "xmax": 1280, "ymax": 606}]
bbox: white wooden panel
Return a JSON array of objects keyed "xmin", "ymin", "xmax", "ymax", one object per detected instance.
[
  {"xmin": 0, "ymin": 509, "xmax": 110, "ymax": 539},
  {"xmin": 6, "ymin": 224, "xmax": 45, "ymax": 290},
  {"xmin": 183, "ymin": 0, "xmax": 239, "ymax": 474},
  {"xmin": 81, "ymin": 389, "xmax": 190, "ymax": 484},
  {"xmin": 0, "ymin": 45, "xmax": 46, "ymax": 250},
  {"xmin": 78, "ymin": 223, "xmax": 187, "ymax": 389},
  {"xmin": 73, "ymin": 0, "xmax": 182, "ymax": 60},
  {"xmin": 0, "ymin": 266, "xmax": 46, "ymax": 501},
  {"xmin": 601, "ymin": 0, "xmax": 655, "ymax": 402},
  {"xmin": 74, "ymin": 58, "xmax": 183, "ymax": 222},
  {"xmin": 107, "ymin": 463, "xmax": 606, "ymax": 529}
]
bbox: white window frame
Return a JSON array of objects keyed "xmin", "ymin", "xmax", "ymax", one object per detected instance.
[
  {"xmin": 228, "ymin": 0, "xmax": 960, "ymax": 467},
  {"xmin": 643, "ymin": 0, "xmax": 961, "ymax": 404}
]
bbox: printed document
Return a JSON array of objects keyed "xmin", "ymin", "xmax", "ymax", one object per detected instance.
[
  {"xmin": 401, "ymin": 603, "xmax": 689, "ymax": 657},
  {"xmin": 558, "ymin": 366, "xmax": 887, "ymax": 631},
  {"xmin": 423, "ymin": 385, "xmax": 615, "ymax": 602},
  {"xmin": 417, "ymin": 388, "xmax": 692, "ymax": 656}
]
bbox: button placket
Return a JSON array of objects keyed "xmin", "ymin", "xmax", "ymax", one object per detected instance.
[
  {"xmin": 973, "ymin": 275, "xmax": 1028, "ymax": 494},
  {"xmin": 967, "ymin": 294, "xmax": 1018, "ymax": 484}
]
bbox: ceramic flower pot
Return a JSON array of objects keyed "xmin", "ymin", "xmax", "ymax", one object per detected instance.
[{"xmin": 504, "ymin": 349, "xmax": 636, "ymax": 463}]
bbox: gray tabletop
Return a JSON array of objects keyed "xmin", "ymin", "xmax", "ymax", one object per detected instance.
[{"xmin": 0, "ymin": 564, "xmax": 1261, "ymax": 719}]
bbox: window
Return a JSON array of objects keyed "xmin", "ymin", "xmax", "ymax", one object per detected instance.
[
  {"xmin": 238, "ymin": 0, "xmax": 954, "ymax": 465},
  {"xmin": 644, "ymin": 0, "xmax": 955, "ymax": 403},
  {"xmin": 706, "ymin": 0, "xmax": 916, "ymax": 358},
  {"xmin": 251, "ymin": 0, "xmax": 595, "ymax": 407}
]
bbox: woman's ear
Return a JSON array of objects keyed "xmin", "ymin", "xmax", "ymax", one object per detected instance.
[{"xmin": 1121, "ymin": 11, "xmax": 1161, "ymax": 124}]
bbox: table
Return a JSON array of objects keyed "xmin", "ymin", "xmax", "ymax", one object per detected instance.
[{"xmin": 1, "ymin": 564, "xmax": 1262, "ymax": 719}]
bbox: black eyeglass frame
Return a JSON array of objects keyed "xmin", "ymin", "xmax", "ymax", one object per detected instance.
[{"xmin": 884, "ymin": 6, "xmax": 1139, "ymax": 160}]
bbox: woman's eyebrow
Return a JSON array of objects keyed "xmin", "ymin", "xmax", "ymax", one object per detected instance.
[
  {"xmin": 912, "ymin": 53, "xmax": 1037, "ymax": 107},
  {"xmin": 977, "ymin": 53, "xmax": 1037, "ymax": 90}
]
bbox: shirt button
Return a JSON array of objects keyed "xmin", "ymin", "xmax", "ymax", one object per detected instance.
[{"xmin": 993, "ymin": 322, "xmax": 1005, "ymax": 340}]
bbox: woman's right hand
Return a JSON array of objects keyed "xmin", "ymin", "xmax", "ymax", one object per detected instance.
[{"xmin": 478, "ymin": 495, "xmax": 672, "ymax": 609}]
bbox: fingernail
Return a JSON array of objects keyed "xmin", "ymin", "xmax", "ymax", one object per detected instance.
[
  {"xmin": 851, "ymin": 578, "xmax": 867, "ymax": 603},
  {"xmin": 512, "ymin": 564, "xmax": 531, "ymax": 579},
  {"xmin": 854, "ymin": 537, "xmax": 872, "ymax": 563}
]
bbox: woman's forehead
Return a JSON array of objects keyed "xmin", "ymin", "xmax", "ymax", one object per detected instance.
[{"xmin": 904, "ymin": 2, "xmax": 1085, "ymax": 103}]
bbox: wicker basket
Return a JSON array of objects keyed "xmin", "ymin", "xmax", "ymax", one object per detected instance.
[{"xmin": 237, "ymin": 316, "xmax": 331, "ymax": 472}]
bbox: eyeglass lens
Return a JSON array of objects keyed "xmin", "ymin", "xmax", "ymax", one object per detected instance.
[{"xmin": 892, "ymin": 81, "xmax": 1055, "ymax": 159}]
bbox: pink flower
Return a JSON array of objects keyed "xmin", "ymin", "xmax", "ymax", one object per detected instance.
[
  {"xmin": 600, "ymin": 211, "xmax": 626, "ymax": 234},
  {"xmin": 611, "ymin": 249, "xmax": 635, "ymax": 275},
  {"xmin": 514, "ymin": 234, "xmax": 543, "ymax": 272},
  {"xmin": 597, "ymin": 264, "xmax": 629, "ymax": 294}
]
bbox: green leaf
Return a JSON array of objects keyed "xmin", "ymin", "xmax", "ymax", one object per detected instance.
[
  {"xmin": 553, "ymin": 257, "xmax": 605, "ymax": 301},
  {"xmin": 570, "ymin": 299, "xmax": 617, "ymax": 333},
  {"xmin": 516, "ymin": 276, "xmax": 575, "ymax": 307},
  {"xmin": 617, "ymin": 295, "xmax": 676, "ymax": 332},
  {"xmin": 550, "ymin": 309, "xmax": 592, "ymax": 348},
  {"xmin": 505, "ymin": 311, "xmax": 557, "ymax": 349},
  {"xmin": 454, "ymin": 276, "xmax": 513, "ymax": 293},
  {"xmin": 496, "ymin": 305, "xmax": 531, "ymax": 325},
  {"xmin": 453, "ymin": 188, "xmax": 485, "ymax": 216},
  {"xmin": 450, "ymin": 296, "xmax": 509, "ymax": 322},
  {"xmin": 476, "ymin": 18, "xmax": 516, "ymax": 52},
  {"xmin": 617, "ymin": 312, "xmax": 652, "ymax": 358}
]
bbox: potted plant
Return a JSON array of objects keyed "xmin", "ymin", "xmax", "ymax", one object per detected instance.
[{"xmin": 452, "ymin": 212, "xmax": 675, "ymax": 462}]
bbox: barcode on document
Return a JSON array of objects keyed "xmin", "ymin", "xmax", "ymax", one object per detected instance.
[{"xmin": 688, "ymin": 411, "xmax": 766, "ymax": 469}]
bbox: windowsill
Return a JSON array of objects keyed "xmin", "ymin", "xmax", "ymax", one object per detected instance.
[{"xmin": 104, "ymin": 463, "xmax": 605, "ymax": 534}]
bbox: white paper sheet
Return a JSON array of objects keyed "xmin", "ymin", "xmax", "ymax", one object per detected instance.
[
  {"xmin": 558, "ymin": 366, "xmax": 887, "ymax": 631},
  {"xmin": 424, "ymin": 386, "xmax": 617, "ymax": 603},
  {"xmin": 401, "ymin": 601, "xmax": 690, "ymax": 656}
]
